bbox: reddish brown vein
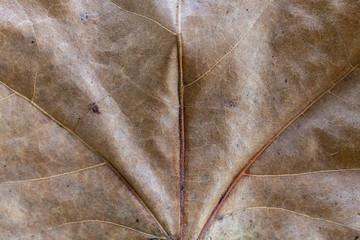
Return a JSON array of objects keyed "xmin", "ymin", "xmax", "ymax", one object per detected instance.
[
  {"xmin": 177, "ymin": 0, "xmax": 185, "ymax": 240},
  {"xmin": 197, "ymin": 65, "xmax": 359, "ymax": 240}
]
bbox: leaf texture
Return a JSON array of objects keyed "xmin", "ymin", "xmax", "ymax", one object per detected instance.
[{"xmin": 0, "ymin": 0, "xmax": 359, "ymax": 239}]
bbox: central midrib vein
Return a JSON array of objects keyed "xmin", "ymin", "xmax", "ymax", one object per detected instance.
[{"xmin": 176, "ymin": 0, "xmax": 185, "ymax": 240}]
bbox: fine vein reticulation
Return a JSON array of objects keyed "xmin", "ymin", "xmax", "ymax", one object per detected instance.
[
  {"xmin": 107, "ymin": 0, "xmax": 176, "ymax": 35},
  {"xmin": 3, "ymin": 1, "xmax": 359, "ymax": 239},
  {"xmin": 184, "ymin": 0, "xmax": 273, "ymax": 88},
  {"xmin": 0, "ymin": 80, "xmax": 171, "ymax": 240},
  {"xmin": 197, "ymin": 65, "xmax": 359, "ymax": 239}
]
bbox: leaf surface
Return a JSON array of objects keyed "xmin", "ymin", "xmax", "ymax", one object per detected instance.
[{"xmin": 0, "ymin": 0, "xmax": 359, "ymax": 239}]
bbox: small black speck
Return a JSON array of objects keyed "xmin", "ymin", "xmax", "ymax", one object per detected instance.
[
  {"xmin": 222, "ymin": 100, "xmax": 236, "ymax": 109},
  {"xmin": 181, "ymin": 185, "xmax": 184, "ymax": 191},
  {"xmin": 30, "ymin": 40, "xmax": 35, "ymax": 44},
  {"xmin": 218, "ymin": 216, "xmax": 224, "ymax": 221},
  {"xmin": 218, "ymin": 193, "xmax": 225, "ymax": 204},
  {"xmin": 354, "ymin": 236, "xmax": 359, "ymax": 240},
  {"xmin": 3, "ymin": 165, "xmax": 6, "ymax": 168},
  {"xmin": 89, "ymin": 102, "xmax": 101, "ymax": 114},
  {"xmin": 226, "ymin": 10, "xmax": 229, "ymax": 14},
  {"xmin": 66, "ymin": 185, "xmax": 69, "ymax": 188},
  {"xmin": 136, "ymin": 219, "xmax": 139, "ymax": 223},
  {"xmin": 80, "ymin": 13, "xmax": 90, "ymax": 23},
  {"xmin": 277, "ymin": 152, "xmax": 280, "ymax": 155},
  {"xmin": 272, "ymin": 55, "xmax": 274, "ymax": 58},
  {"xmin": 284, "ymin": 79, "xmax": 288, "ymax": 83}
]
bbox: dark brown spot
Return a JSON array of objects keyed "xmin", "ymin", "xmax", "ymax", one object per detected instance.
[
  {"xmin": 89, "ymin": 102, "xmax": 101, "ymax": 114},
  {"xmin": 222, "ymin": 100, "xmax": 236, "ymax": 109},
  {"xmin": 136, "ymin": 219, "xmax": 139, "ymax": 223},
  {"xmin": 66, "ymin": 185, "xmax": 69, "ymax": 188},
  {"xmin": 80, "ymin": 13, "xmax": 90, "ymax": 23},
  {"xmin": 284, "ymin": 79, "xmax": 288, "ymax": 83},
  {"xmin": 218, "ymin": 193, "xmax": 225, "ymax": 204}
]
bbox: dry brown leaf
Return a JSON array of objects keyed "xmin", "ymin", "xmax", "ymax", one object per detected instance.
[{"xmin": 0, "ymin": 0, "xmax": 359, "ymax": 239}]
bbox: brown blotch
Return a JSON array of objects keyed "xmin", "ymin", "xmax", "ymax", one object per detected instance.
[{"xmin": 88, "ymin": 102, "xmax": 101, "ymax": 114}]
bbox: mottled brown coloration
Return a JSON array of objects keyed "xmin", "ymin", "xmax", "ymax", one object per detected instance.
[{"xmin": 0, "ymin": 0, "xmax": 359, "ymax": 239}]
